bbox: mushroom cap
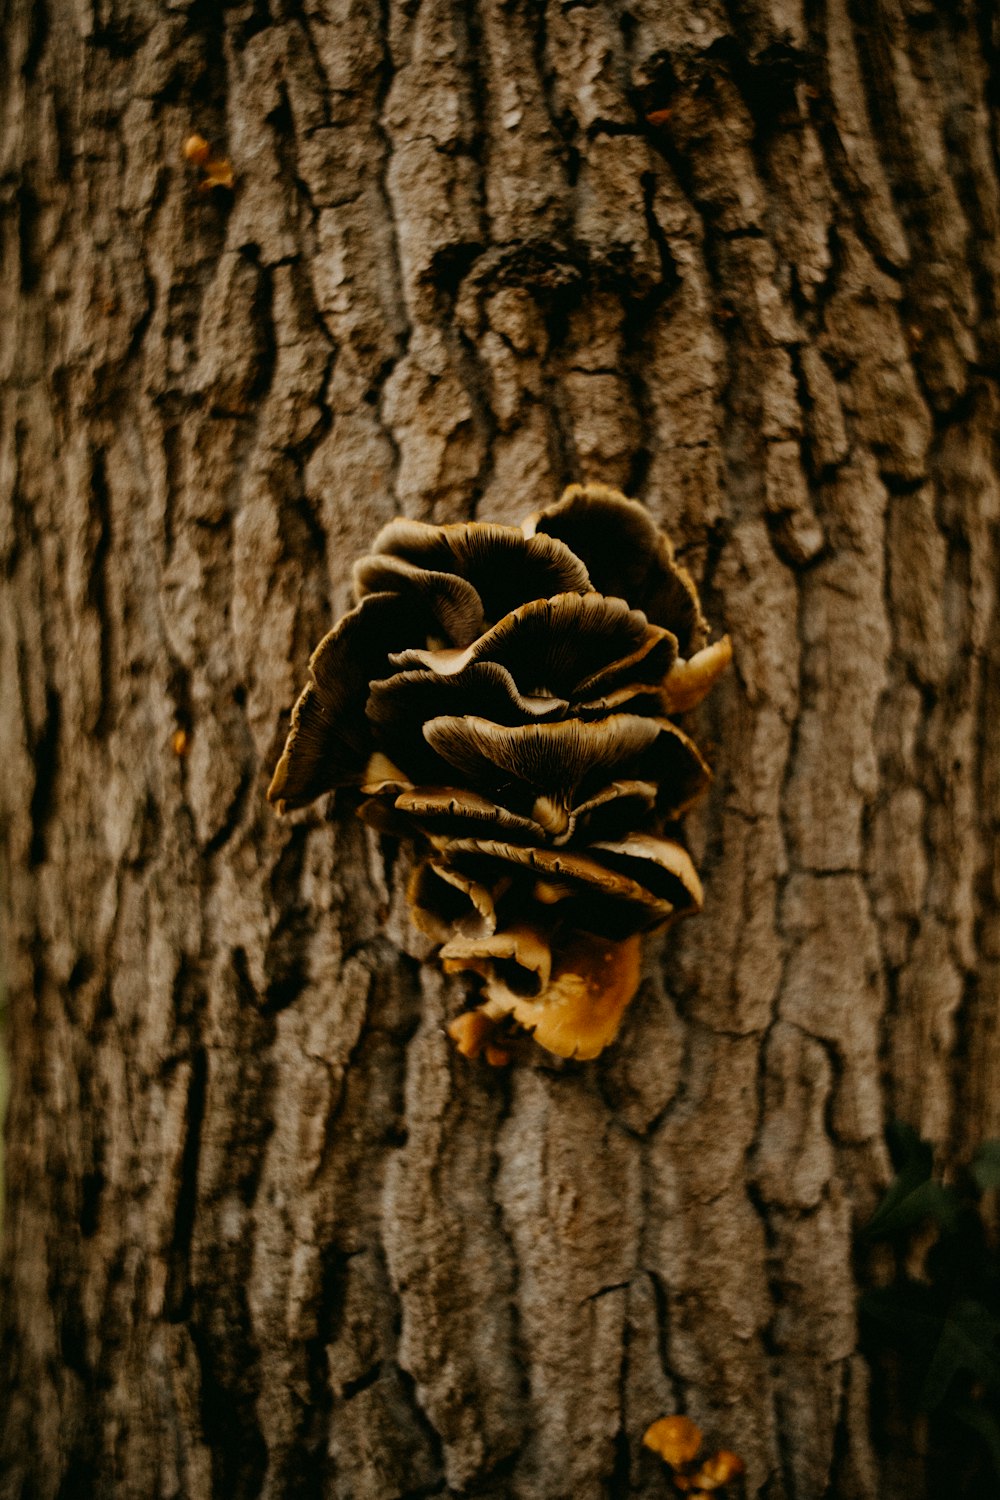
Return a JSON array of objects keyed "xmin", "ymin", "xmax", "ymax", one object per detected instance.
[
  {"xmin": 692, "ymin": 1450, "xmax": 746, "ymax": 1487},
  {"xmin": 407, "ymin": 828, "xmax": 704, "ymax": 942},
  {"xmin": 359, "ymin": 785, "xmax": 546, "ymax": 843},
  {"xmin": 421, "ymin": 713, "xmax": 710, "ymax": 818},
  {"xmin": 561, "ymin": 780, "xmax": 659, "ymax": 843},
  {"xmin": 268, "ymin": 592, "xmax": 424, "ymax": 811},
  {"xmin": 352, "ymin": 554, "xmax": 487, "ymax": 649},
  {"xmin": 476, "ymin": 930, "xmax": 643, "ymax": 1060},
  {"xmin": 423, "ymin": 712, "xmax": 662, "ymax": 801},
  {"xmin": 588, "ymin": 833, "xmax": 705, "ymax": 910},
  {"xmin": 407, "ymin": 857, "xmax": 499, "ymax": 943},
  {"xmin": 643, "ymin": 1415, "xmax": 704, "ymax": 1467},
  {"xmin": 357, "ymin": 519, "xmax": 591, "ymax": 635},
  {"xmin": 524, "ymin": 483, "xmax": 708, "ymax": 654},
  {"xmin": 391, "ymin": 592, "xmax": 677, "ymax": 700},
  {"xmin": 366, "ymin": 659, "xmax": 568, "ymax": 782},
  {"xmin": 413, "ymin": 836, "xmax": 697, "ymax": 940},
  {"xmin": 359, "ymin": 777, "xmax": 663, "ymax": 849},
  {"xmin": 661, "ymin": 635, "xmax": 734, "ymax": 713},
  {"xmin": 440, "ymin": 923, "xmax": 553, "ymax": 995}
]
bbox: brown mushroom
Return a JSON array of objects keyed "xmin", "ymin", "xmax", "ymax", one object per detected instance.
[
  {"xmin": 470, "ymin": 930, "xmax": 643, "ymax": 1060},
  {"xmin": 353, "ymin": 753, "xmax": 414, "ymax": 833},
  {"xmin": 447, "ymin": 1009, "xmax": 495, "ymax": 1060},
  {"xmin": 391, "ymin": 592, "xmax": 676, "ymax": 699},
  {"xmin": 661, "ymin": 635, "xmax": 734, "ymax": 714},
  {"xmin": 429, "ymin": 839, "xmax": 678, "ymax": 937},
  {"xmin": 268, "ymin": 483, "xmax": 730, "ymax": 1066},
  {"xmin": 352, "ymin": 553, "xmax": 486, "ymax": 647},
  {"xmin": 561, "ymin": 780, "xmax": 658, "ymax": 843},
  {"xmin": 360, "ymin": 518, "xmax": 591, "ymax": 626},
  {"xmin": 407, "ymin": 857, "xmax": 499, "ymax": 943},
  {"xmin": 440, "ymin": 923, "xmax": 552, "ymax": 995},
  {"xmin": 588, "ymin": 834, "xmax": 705, "ymax": 912},
  {"xmin": 573, "ymin": 625, "xmax": 678, "ymax": 699},
  {"xmin": 422, "ymin": 713, "xmax": 710, "ymax": 820},
  {"xmin": 366, "ymin": 659, "xmax": 569, "ymax": 782},
  {"xmin": 423, "ymin": 712, "xmax": 663, "ymax": 804},
  {"xmin": 361, "ymin": 786, "xmax": 546, "ymax": 843},
  {"xmin": 268, "ymin": 592, "xmax": 425, "ymax": 811},
  {"xmin": 525, "ymin": 483, "xmax": 708, "ymax": 653},
  {"xmin": 691, "ymin": 1450, "xmax": 746, "ymax": 1489},
  {"xmin": 369, "ymin": 777, "xmax": 664, "ymax": 851}
]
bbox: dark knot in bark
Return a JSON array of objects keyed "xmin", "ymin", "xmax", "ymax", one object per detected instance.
[{"xmin": 268, "ymin": 483, "xmax": 731, "ymax": 1063}]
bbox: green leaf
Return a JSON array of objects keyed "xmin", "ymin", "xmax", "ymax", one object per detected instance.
[
  {"xmin": 953, "ymin": 1402, "xmax": 1000, "ymax": 1479},
  {"xmin": 862, "ymin": 1124, "xmax": 962, "ymax": 1240},
  {"xmin": 863, "ymin": 1171, "xmax": 960, "ymax": 1240},
  {"xmin": 861, "ymin": 1290, "xmax": 1000, "ymax": 1409},
  {"xmin": 972, "ymin": 1141, "xmax": 1000, "ymax": 1192},
  {"xmin": 920, "ymin": 1299, "xmax": 1000, "ymax": 1411}
]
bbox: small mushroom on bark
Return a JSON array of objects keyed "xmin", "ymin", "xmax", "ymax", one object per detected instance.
[
  {"xmin": 268, "ymin": 484, "xmax": 730, "ymax": 1062},
  {"xmin": 643, "ymin": 1415, "xmax": 704, "ymax": 1468},
  {"xmin": 643, "ymin": 1415, "xmax": 745, "ymax": 1496}
]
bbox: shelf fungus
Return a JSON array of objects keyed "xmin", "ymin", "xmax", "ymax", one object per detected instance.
[{"xmin": 268, "ymin": 483, "xmax": 730, "ymax": 1064}]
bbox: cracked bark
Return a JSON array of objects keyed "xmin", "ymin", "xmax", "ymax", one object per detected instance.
[{"xmin": 1, "ymin": 2, "xmax": 999, "ymax": 1497}]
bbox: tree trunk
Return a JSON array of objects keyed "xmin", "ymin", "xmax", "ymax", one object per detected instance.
[{"xmin": 2, "ymin": 1, "xmax": 999, "ymax": 1496}]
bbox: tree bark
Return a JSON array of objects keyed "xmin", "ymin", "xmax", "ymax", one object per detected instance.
[{"xmin": 2, "ymin": 1, "xmax": 999, "ymax": 1496}]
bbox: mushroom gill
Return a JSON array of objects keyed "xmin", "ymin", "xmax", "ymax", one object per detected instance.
[
  {"xmin": 524, "ymin": 483, "xmax": 708, "ymax": 653},
  {"xmin": 390, "ymin": 591, "xmax": 677, "ymax": 697},
  {"xmin": 268, "ymin": 483, "xmax": 730, "ymax": 1062},
  {"xmin": 358, "ymin": 519, "xmax": 591, "ymax": 633}
]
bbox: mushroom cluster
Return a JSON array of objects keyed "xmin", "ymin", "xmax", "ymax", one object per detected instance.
[
  {"xmin": 643, "ymin": 1416, "xmax": 745, "ymax": 1496},
  {"xmin": 268, "ymin": 484, "xmax": 730, "ymax": 1063}
]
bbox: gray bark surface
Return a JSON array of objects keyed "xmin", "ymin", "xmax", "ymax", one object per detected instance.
[{"xmin": 1, "ymin": 1, "xmax": 999, "ymax": 1496}]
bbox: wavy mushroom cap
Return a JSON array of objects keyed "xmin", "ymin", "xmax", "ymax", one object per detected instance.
[
  {"xmin": 408, "ymin": 834, "xmax": 702, "ymax": 943},
  {"xmin": 267, "ymin": 591, "xmax": 426, "ymax": 811},
  {"xmin": 524, "ymin": 483, "xmax": 708, "ymax": 654},
  {"xmin": 269, "ymin": 483, "xmax": 730, "ymax": 1060},
  {"xmin": 355, "ymin": 520, "xmax": 591, "ymax": 644},
  {"xmin": 449, "ymin": 931, "xmax": 644, "ymax": 1062},
  {"xmin": 358, "ymin": 777, "xmax": 662, "ymax": 849},
  {"xmin": 390, "ymin": 592, "xmax": 678, "ymax": 697},
  {"xmin": 643, "ymin": 1416, "xmax": 704, "ymax": 1468},
  {"xmin": 421, "ymin": 713, "xmax": 709, "ymax": 816},
  {"xmin": 365, "ymin": 660, "xmax": 569, "ymax": 783}
]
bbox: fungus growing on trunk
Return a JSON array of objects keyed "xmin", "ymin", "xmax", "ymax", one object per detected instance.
[
  {"xmin": 642, "ymin": 1414, "xmax": 745, "ymax": 1496},
  {"xmin": 268, "ymin": 483, "xmax": 730, "ymax": 1062}
]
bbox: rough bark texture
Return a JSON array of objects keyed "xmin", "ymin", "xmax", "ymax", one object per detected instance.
[{"xmin": 2, "ymin": 1, "xmax": 999, "ymax": 1497}]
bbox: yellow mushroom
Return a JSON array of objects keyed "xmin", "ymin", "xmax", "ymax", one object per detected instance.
[{"xmin": 643, "ymin": 1414, "xmax": 704, "ymax": 1467}]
